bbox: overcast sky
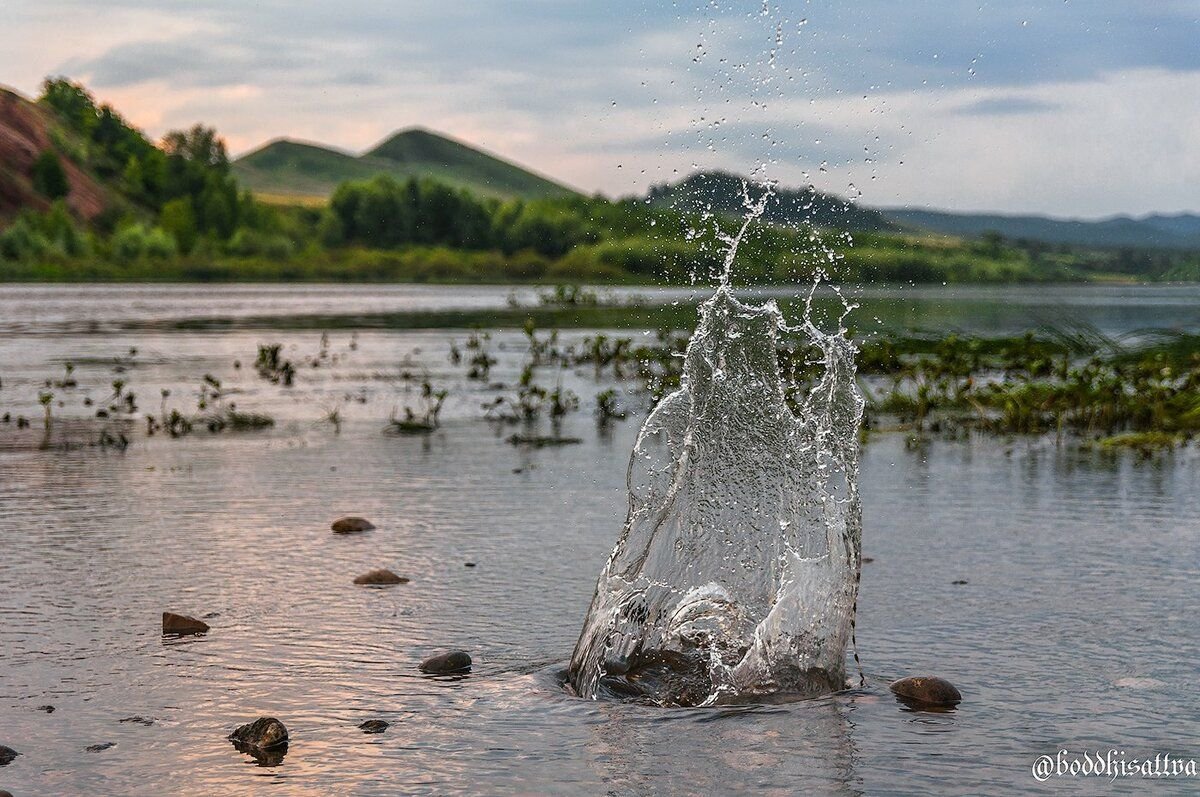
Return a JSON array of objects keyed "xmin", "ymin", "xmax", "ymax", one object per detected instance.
[{"xmin": 4, "ymin": 0, "xmax": 1198, "ymax": 218}]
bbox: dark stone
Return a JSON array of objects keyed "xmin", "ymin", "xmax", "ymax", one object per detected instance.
[
  {"xmin": 36, "ymin": 704, "xmax": 54, "ymax": 713},
  {"xmin": 420, "ymin": 650, "xmax": 472, "ymax": 674},
  {"xmin": 0, "ymin": 788, "xmax": 13, "ymax": 797},
  {"xmin": 331, "ymin": 516, "xmax": 375, "ymax": 534},
  {"xmin": 598, "ymin": 649, "xmax": 714, "ymax": 708},
  {"xmin": 952, "ymin": 579, "xmax": 968, "ymax": 585},
  {"xmin": 890, "ymin": 676, "xmax": 962, "ymax": 708},
  {"xmin": 862, "ymin": 557, "xmax": 875, "ymax": 564},
  {"xmin": 463, "ymin": 562, "xmax": 476, "ymax": 568},
  {"xmin": 359, "ymin": 719, "xmax": 389, "ymax": 734},
  {"xmin": 162, "ymin": 612, "xmax": 209, "ymax": 635},
  {"xmin": 228, "ymin": 717, "xmax": 289, "ymax": 751},
  {"xmin": 85, "ymin": 742, "xmax": 115, "ymax": 752},
  {"xmin": 0, "ymin": 745, "xmax": 17, "ymax": 766},
  {"xmin": 119, "ymin": 716, "xmax": 155, "ymax": 726},
  {"xmin": 353, "ymin": 569, "xmax": 408, "ymax": 586}
]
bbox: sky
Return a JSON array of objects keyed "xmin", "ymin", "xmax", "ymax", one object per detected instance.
[{"xmin": 4, "ymin": 0, "xmax": 1199, "ymax": 218}]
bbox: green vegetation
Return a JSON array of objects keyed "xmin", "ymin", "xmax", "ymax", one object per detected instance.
[
  {"xmin": 3, "ymin": 77, "xmax": 1198, "ymax": 285},
  {"xmin": 234, "ymin": 128, "xmax": 576, "ymax": 201},
  {"xmin": 848, "ymin": 330, "xmax": 1200, "ymax": 440},
  {"xmin": 31, "ymin": 150, "xmax": 69, "ymax": 199}
]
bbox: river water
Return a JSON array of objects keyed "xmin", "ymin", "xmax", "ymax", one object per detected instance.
[{"xmin": 0, "ymin": 284, "xmax": 1197, "ymax": 795}]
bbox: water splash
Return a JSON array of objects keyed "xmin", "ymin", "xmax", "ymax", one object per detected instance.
[{"xmin": 568, "ymin": 206, "xmax": 864, "ymax": 706}]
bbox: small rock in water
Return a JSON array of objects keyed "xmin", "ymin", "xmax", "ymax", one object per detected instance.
[
  {"xmin": 0, "ymin": 745, "xmax": 17, "ymax": 765},
  {"xmin": 228, "ymin": 717, "xmax": 289, "ymax": 750},
  {"xmin": 419, "ymin": 650, "xmax": 472, "ymax": 674},
  {"xmin": 463, "ymin": 562, "xmax": 476, "ymax": 568},
  {"xmin": 332, "ymin": 516, "xmax": 375, "ymax": 534},
  {"xmin": 85, "ymin": 742, "xmax": 116, "ymax": 752},
  {"xmin": 162, "ymin": 612, "xmax": 209, "ymax": 635},
  {"xmin": 0, "ymin": 788, "xmax": 14, "ymax": 797},
  {"xmin": 36, "ymin": 704, "xmax": 55, "ymax": 713},
  {"xmin": 952, "ymin": 579, "xmax": 968, "ymax": 585},
  {"xmin": 862, "ymin": 557, "xmax": 875, "ymax": 564},
  {"xmin": 889, "ymin": 676, "xmax": 962, "ymax": 708},
  {"xmin": 353, "ymin": 569, "xmax": 408, "ymax": 586},
  {"xmin": 119, "ymin": 716, "xmax": 155, "ymax": 726},
  {"xmin": 359, "ymin": 719, "xmax": 389, "ymax": 734}
]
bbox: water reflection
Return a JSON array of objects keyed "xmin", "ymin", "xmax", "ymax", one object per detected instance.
[{"xmin": 585, "ymin": 696, "xmax": 862, "ymax": 796}]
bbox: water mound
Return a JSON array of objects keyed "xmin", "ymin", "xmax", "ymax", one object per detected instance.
[{"xmin": 568, "ymin": 287, "xmax": 863, "ymax": 706}]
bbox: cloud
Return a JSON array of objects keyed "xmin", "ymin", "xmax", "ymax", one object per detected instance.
[{"xmin": 3, "ymin": 0, "xmax": 1199, "ymax": 216}]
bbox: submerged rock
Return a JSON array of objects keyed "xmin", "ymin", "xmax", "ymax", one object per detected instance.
[
  {"xmin": 889, "ymin": 676, "xmax": 962, "ymax": 708},
  {"xmin": 353, "ymin": 569, "xmax": 408, "ymax": 586},
  {"xmin": 35, "ymin": 704, "xmax": 55, "ymax": 713},
  {"xmin": 162, "ymin": 612, "xmax": 209, "ymax": 635},
  {"xmin": 332, "ymin": 517, "xmax": 375, "ymax": 534},
  {"xmin": 359, "ymin": 719, "xmax": 389, "ymax": 734},
  {"xmin": 85, "ymin": 742, "xmax": 115, "ymax": 752},
  {"xmin": 0, "ymin": 745, "xmax": 17, "ymax": 765},
  {"xmin": 229, "ymin": 717, "xmax": 289, "ymax": 750},
  {"xmin": 419, "ymin": 650, "xmax": 472, "ymax": 674},
  {"xmin": 119, "ymin": 716, "xmax": 155, "ymax": 726}
]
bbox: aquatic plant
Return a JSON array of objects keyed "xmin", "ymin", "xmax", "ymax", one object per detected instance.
[
  {"xmin": 463, "ymin": 331, "xmax": 496, "ymax": 380},
  {"xmin": 594, "ymin": 389, "xmax": 628, "ymax": 424},
  {"xmin": 522, "ymin": 318, "xmax": 562, "ymax": 366},
  {"xmin": 205, "ymin": 409, "xmax": 275, "ymax": 432},
  {"xmin": 857, "ymin": 329, "xmax": 1200, "ymax": 441},
  {"xmin": 322, "ymin": 404, "xmax": 344, "ymax": 434},
  {"xmin": 538, "ymin": 283, "xmax": 599, "ymax": 307},
  {"xmin": 255, "ymin": 343, "xmax": 296, "ymax": 386},
  {"xmin": 37, "ymin": 390, "xmax": 54, "ymax": 448},
  {"xmin": 97, "ymin": 428, "xmax": 130, "ymax": 451},
  {"xmin": 386, "ymin": 381, "xmax": 448, "ymax": 434},
  {"xmin": 55, "ymin": 362, "xmax": 77, "ymax": 388}
]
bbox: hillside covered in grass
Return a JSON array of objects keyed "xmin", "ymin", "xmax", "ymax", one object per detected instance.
[
  {"xmin": 234, "ymin": 128, "xmax": 578, "ymax": 202},
  {"xmin": 4, "ymin": 77, "xmax": 1200, "ymax": 284}
]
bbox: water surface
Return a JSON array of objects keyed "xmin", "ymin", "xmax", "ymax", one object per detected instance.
[{"xmin": 0, "ymin": 284, "xmax": 1196, "ymax": 795}]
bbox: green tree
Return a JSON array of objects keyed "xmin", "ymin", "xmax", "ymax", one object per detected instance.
[
  {"xmin": 31, "ymin": 150, "xmax": 70, "ymax": 199},
  {"xmin": 160, "ymin": 198, "xmax": 198, "ymax": 253}
]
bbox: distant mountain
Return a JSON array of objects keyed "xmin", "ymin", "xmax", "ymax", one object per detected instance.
[
  {"xmin": 881, "ymin": 207, "xmax": 1200, "ymax": 251},
  {"xmin": 234, "ymin": 128, "xmax": 578, "ymax": 201},
  {"xmin": 0, "ymin": 87, "xmax": 112, "ymax": 223},
  {"xmin": 646, "ymin": 170, "xmax": 895, "ymax": 232}
]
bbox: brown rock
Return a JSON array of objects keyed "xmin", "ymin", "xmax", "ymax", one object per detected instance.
[
  {"xmin": 353, "ymin": 569, "xmax": 408, "ymax": 586},
  {"xmin": 228, "ymin": 717, "xmax": 288, "ymax": 750},
  {"xmin": 162, "ymin": 612, "xmax": 209, "ymax": 635},
  {"xmin": 0, "ymin": 788, "xmax": 13, "ymax": 797},
  {"xmin": 889, "ymin": 676, "xmax": 962, "ymax": 708},
  {"xmin": 419, "ymin": 650, "xmax": 472, "ymax": 674},
  {"xmin": 332, "ymin": 516, "xmax": 375, "ymax": 534},
  {"xmin": 359, "ymin": 719, "xmax": 389, "ymax": 734}
]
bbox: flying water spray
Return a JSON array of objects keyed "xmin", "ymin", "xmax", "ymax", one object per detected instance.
[
  {"xmin": 568, "ymin": 186, "xmax": 864, "ymax": 706},
  {"xmin": 568, "ymin": 1, "xmax": 868, "ymax": 706}
]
